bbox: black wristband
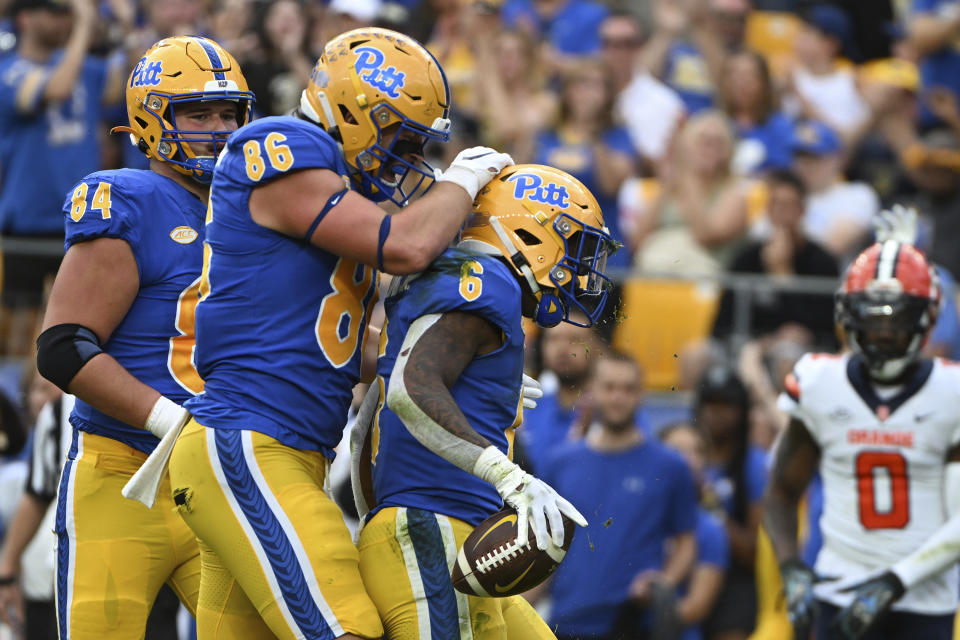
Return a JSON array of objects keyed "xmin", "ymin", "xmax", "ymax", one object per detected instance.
[{"xmin": 0, "ymin": 574, "xmax": 16, "ymax": 585}]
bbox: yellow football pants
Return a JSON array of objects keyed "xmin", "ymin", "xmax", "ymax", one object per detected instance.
[
  {"xmin": 168, "ymin": 420, "xmax": 383, "ymax": 640},
  {"xmin": 358, "ymin": 506, "xmax": 556, "ymax": 640},
  {"xmin": 54, "ymin": 431, "xmax": 200, "ymax": 639}
]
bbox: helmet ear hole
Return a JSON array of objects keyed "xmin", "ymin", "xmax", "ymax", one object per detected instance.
[
  {"xmin": 338, "ymin": 104, "xmax": 357, "ymax": 125},
  {"xmin": 514, "ymin": 229, "xmax": 542, "ymax": 246}
]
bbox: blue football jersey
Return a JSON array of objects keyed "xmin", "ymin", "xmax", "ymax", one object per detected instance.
[
  {"xmin": 186, "ymin": 116, "xmax": 378, "ymax": 456},
  {"xmin": 63, "ymin": 169, "xmax": 207, "ymax": 453},
  {"xmin": 0, "ymin": 52, "xmax": 108, "ymax": 234},
  {"xmin": 370, "ymin": 248, "xmax": 525, "ymax": 525}
]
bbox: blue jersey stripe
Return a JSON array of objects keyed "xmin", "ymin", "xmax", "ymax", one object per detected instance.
[
  {"xmin": 194, "ymin": 37, "xmax": 226, "ymax": 81},
  {"xmin": 212, "ymin": 429, "xmax": 335, "ymax": 639},
  {"xmin": 55, "ymin": 429, "xmax": 79, "ymax": 640},
  {"xmin": 406, "ymin": 508, "xmax": 460, "ymax": 639}
]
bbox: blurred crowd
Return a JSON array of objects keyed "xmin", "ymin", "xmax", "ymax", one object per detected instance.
[{"xmin": 0, "ymin": 0, "xmax": 959, "ymax": 638}]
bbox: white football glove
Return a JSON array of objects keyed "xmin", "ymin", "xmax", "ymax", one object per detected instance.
[
  {"xmin": 873, "ymin": 204, "xmax": 918, "ymax": 245},
  {"xmin": 474, "ymin": 446, "xmax": 587, "ymax": 550},
  {"xmin": 122, "ymin": 396, "xmax": 191, "ymax": 508},
  {"xmin": 435, "ymin": 146, "xmax": 514, "ymax": 200},
  {"xmin": 522, "ymin": 373, "xmax": 543, "ymax": 410}
]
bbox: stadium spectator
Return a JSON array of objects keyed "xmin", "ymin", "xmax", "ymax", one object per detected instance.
[
  {"xmin": 535, "ymin": 352, "xmax": 698, "ymax": 640},
  {"xmin": 626, "ymin": 109, "xmax": 749, "ymax": 277},
  {"xmin": 906, "ymin": 128, "xmax": 960, "ymax": 281},
  {"xmin": 712, "ymin": 168, "xmax": 839, "ymax": 348},
  {"xmin": 532, "ymin": 59, "xmax": 634, "ymax": 272},
  {"xmin": 695, "ymin": 364, "xmax": 766, "ymax": 640},
  {"xmin": 737, "ymin": 328, "xmax": 810, "ymax": 449},
  {"xmin": 642, "ymin": 0, "xmax": 749, "ymax": 115},
  {"xmin": 789, "ymin": 119, "xmax": 879, "ymax": 259},
  {"xmin": 603, "ymin": 10, "xmax": 686, "ymax": 168},
  {"xmin": 521, "ymin": 313, "xmax": 604, "ymax": 474},
  {"xmin": 0, "ymin": 0, "xmax": 122, "ymax": 355},
  {"xmin": 473, "ymin": 27, "xmax": 557, "ymax": 163},
  {"xmin": 241, "ymin": 0, "xmax": 312, "ymax": 117},
  {"xmin": 501, "ymin": 0, "xmax": 609, "ymax": 60},
  {"xmin": 908, "ymin": 0, "xmax": 960, "ymax": 126},
  {"xmin": 786, "ymin": 4, "xmax": 870, "ymax": 145},
  {"xmin": 720, "ymin": 49, "xmax": 794, "ymax": 174},
  {"xmin": 660, "ymin": 422, "xmax": 730, "ymax": 640}
]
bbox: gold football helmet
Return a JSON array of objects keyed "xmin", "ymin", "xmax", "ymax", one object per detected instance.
[
  {"xmin": 461, "ymin": 164, "xmax": 616, "ymax": 327},
  {"xmin": 116, "ymin": 36, "xmax": 253, "ymax": 184},
  {"xmin": 300, "ymin": 28, "xmax": 451, "ymax": 205}
]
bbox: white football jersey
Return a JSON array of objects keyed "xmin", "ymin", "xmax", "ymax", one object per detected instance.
[{"xmin": 778, "ymin": 353, "xmax": 960, "ymax": 614}]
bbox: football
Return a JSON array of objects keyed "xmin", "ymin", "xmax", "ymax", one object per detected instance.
[{"xmin": 451, "ymin": 507, "xmax": 575, "ymax": 597}]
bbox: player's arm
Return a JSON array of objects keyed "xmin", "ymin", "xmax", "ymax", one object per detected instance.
[
  {"xmin": 386, "ymin": 311, "xmax": 587, "ymax": 549},
  {"xmin": 763, "ymin": 418, "xmax": 820, "ymax": 564},
  {"xmin": 387, "ymin": 311, "xmax": 505, "ymax": 458},
  {"xmin": 763, "ymin": 417, "xmax": 820, "ymax": 628},
  {"xmin": 37, "ymin": 238, "xmax": 184, "ymax": 438},
  {"xmin": 248, "ymin": 147, "xmax": 512, "ymax": 275}
]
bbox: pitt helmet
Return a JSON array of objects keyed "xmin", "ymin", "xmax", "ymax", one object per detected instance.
[
  {"xmin": 836, "ymin": 240, "xmax": 941, "ymax": 381},
  {"xmin": 116, "ymin": 36, "xmax": 254, "ymax": 184},
  {"xmin": 461, "ymin": 164, "xmax": 616, "ymax": 328},
  {"xmin": 300, "ymin": 28, "xmax": 451, "ymax": 206}
]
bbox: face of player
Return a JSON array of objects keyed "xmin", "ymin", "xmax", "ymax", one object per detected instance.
[
  {"xmin": 590, "ymin": 358, "xmax": 643, "ymax": 433},
  {"xmin": 540, "ymin": 319, "xmax": 595, "ymax": 386},
  {"xmin": 174, "ymin": 100, "xmax": 242, "ymax": 157},
  {"xmin": 377, "ymin": 123, "xmax": 428, "ymax": 187}
]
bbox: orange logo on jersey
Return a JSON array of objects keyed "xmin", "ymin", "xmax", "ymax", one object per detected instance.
[
  {"xmin": 170, "ymin": 226, "xmax": 199, "ymax": 244},
  {"xmin": 847, "ymin": 430, "xmax": 914, "ymax": 447}
]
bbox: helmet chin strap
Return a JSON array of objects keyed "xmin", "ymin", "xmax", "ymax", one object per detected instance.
[
  {"xmin": 300, "ymin": 89, "xmax": 337, "ymax": 132},
  {"xmin": 486, "ymin": 217, "xmax": 564, "ymax": 327}
]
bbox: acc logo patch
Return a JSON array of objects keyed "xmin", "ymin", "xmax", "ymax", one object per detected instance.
[
  {"xmin": 507, "ymin": 173, "xmax": 570, "ymax": 208},
  {"xmin": 354, "ymin": 46, "xmax": 406, "ymax": 98},
  {"xmin": 130, "ymin": 57, "xmax": 163, "ymax": 88},
  {"xmin": 170, "ymin": 226, "xmax": 198, "ymax": 244}
]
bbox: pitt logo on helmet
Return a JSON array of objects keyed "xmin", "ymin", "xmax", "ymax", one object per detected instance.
[
  {"xmin": 354, "ymin": 46, "xmax": 406, "ymax": 98},
  {"xmin": 507, "ymin": 173, "xmax": 571, "ymax": 208},
  {"xmin": 130, "ymin": 57, "xmax": 163, "ymax": 88}
]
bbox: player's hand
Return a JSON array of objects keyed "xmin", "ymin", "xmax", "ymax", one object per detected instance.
[
  {"xmin": 521, "ymin": 373, "xmax": 543, "ymax": 410},
  {"xmin": 434, "ymin": 146, "xmax": 514, "ymax": 200},
  {"xmin": 473, "ymin": 446, "xmax": 587, "ymax": 550},
  {"xmin": 780, "ymin": 560, "xmax": 817, "ymax": 631},
  {"xmin": 872, "ymin": 203, "xmax": 918, "ymax": 245},
  {"xmin": 0, "ymin": 578, "xmax": 24, "ymax": 635},
  {"xmin": 831, "ymin": 571, "xmax": 905, "ymax": 640},
  {"xmin": 500, "ymin": 473, "xmax": 587, "ymax": 551},
  {"xmin": 144, "ymin": 396, "xmax": 190, "ymax": 439}
]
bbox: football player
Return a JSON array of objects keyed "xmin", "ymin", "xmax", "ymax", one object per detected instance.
[
  {"xmin": 165, "ymin": 28, "xmax": 513, "ymax": 640},
  {"xmin": 764, "ymin": 239, "xmax": 960, "ymax": 639},
  {"xmin": 351, "ymin": 164, "xmax": 610, "ymax": 638},
  {"xmin": 34, "ymin": 36, "xmax": 253, "ymax": 638}
]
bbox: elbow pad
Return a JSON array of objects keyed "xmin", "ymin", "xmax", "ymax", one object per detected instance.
[{"xmin": 36, "ymin": 323, "xmax": 103, "ymax": 392}]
